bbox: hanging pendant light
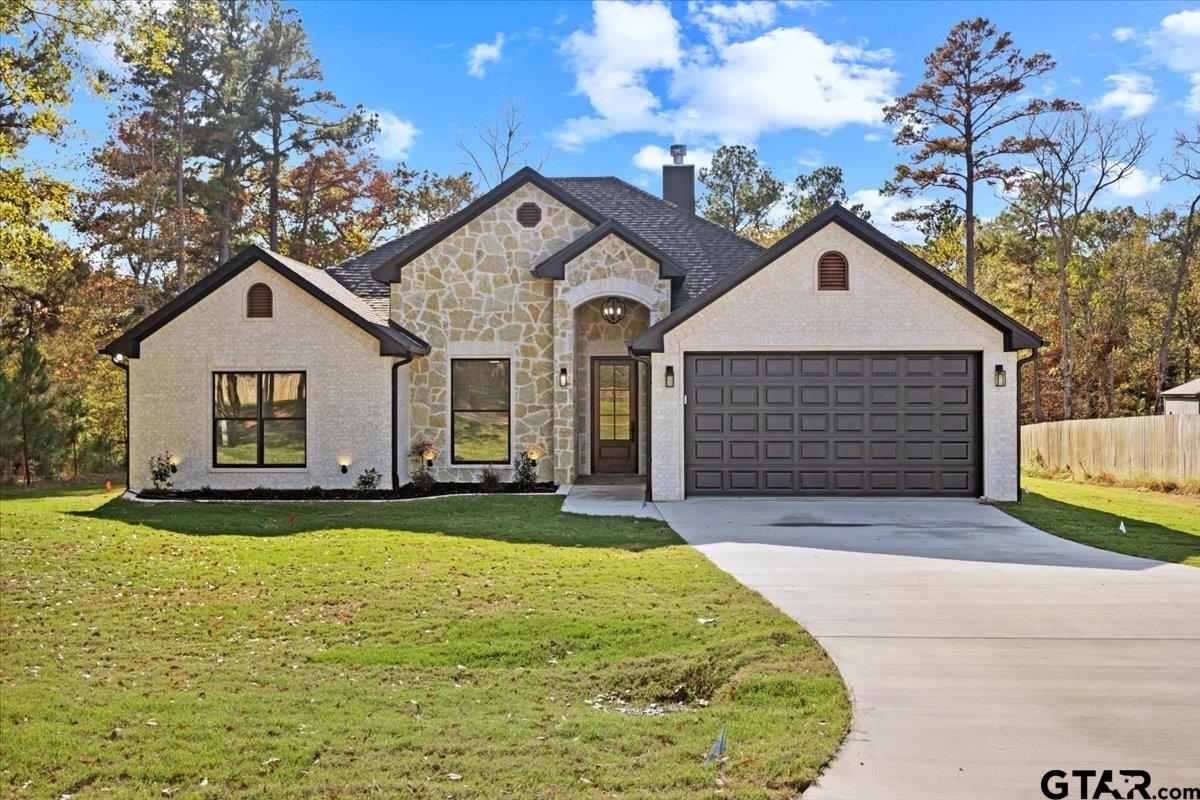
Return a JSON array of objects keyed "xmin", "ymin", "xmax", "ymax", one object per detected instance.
[{"xmin": 601, "ymin": 296, "xmax": 627, "ymax": 325}]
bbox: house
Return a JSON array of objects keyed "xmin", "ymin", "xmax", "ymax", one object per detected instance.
[
  {"xmin": 1162, "ymin": 378, "xmax": 1200, "ymax": 415},
  {"xmin": 103, "ymin": 148, "xmax": 1042, "ymax": 501}
]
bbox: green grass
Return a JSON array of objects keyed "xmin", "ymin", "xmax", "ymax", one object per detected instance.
[
  {"xmin": 0, "ymin": 486, "xmax": 849, "ymax": 798},
  {"xmin": 998, "ymin": 477, "xmax": 1200, "ymax": 567}
]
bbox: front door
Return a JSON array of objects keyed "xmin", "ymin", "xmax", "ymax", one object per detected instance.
[{"xmin": 591, "ymin": 358, "xmax": 638, "ymax": 474}]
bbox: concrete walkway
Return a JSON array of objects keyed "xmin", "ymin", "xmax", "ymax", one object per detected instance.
[
  {"xmin": 656, "ymin": 497, "xmax": 1200, "ymax": 800},
  {"xmin": 561, "ymin": 482, "xmax": 662, "ymax": 519}
]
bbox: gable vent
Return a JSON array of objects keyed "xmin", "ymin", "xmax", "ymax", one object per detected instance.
[
  {"xmin": 516, "ymin": 202, "xmax": 542, "ymax": 228},
  {"xmin": 817, "ymin": 252, "xmax": 849, "ymax": 291},
  {"xmin": 247, "ymin": 283, "xmax": 273, "ymax": 317}
]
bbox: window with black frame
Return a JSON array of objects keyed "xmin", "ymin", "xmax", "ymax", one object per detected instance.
[
  {"xmin": 450, "ymin": 359, "xmax": 510, "ymax": 464},
  {"xmin": 213, "ymin": 372, "xmax": 306, "ymax": 467}
]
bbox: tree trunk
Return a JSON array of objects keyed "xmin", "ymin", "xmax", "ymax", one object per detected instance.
[
  {"xmin": 1032, "ymin": 353, "xmax": 1044, "ymax": 423},
  {"xmin": 1055, "ymin": 238, "xmax": 1072, "ymax": 419},
  {"xmin": 20, "ymin": 408, "xmax": 30, "ymax": 486},
  {"xmin": 964, "ymin": 157, "xmax": 975, "ymax": 292},
  {"xmin": 268, "ymin": 114, "xmax": 281, "ymax": 251},
  {"xmin": 1154, "ymin": 194, "xmax": 1198, "ymax": 410}
]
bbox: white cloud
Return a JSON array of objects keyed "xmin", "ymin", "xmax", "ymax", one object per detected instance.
[
  {"xmin": 846, "ymin": 189, "xmax": 925, "ymax": 243},
  {"xmin": 1111, "ymin": 26, "xmax": 1136, "ymax": 42},
  {"xmin": 796, "ymin": 148, "xmax": 823, "ymax": 168},
  {"xmin": 633, "ymin": 143, "xmax": 713, "ymax": 173},
  {"xmin": 557, "ymin": 0, "xmax": 896, "ymax": 149},
  {"xmin": 688, "ymin": 1, "xmax": 777, "ymax": 47},
  {"xmin": 863, "ymin": 131, "xmax": 885, "ymax": 142},
  {"xmin": 1145, "ymin": 9, "xmax": 1200, "ymax": 72},
  {"xmin": 1095, "ymin": 73, "xmax": 1157, "ymax": 117},
  {"xmin": 367, "ymin": 109, "xmax": 419, "ymax": 160},
  {"xmin": 1108, "ymin": 164, "xmax": 1163, "ymax": 198},
  {"xmin": 467, "ymin": 32, "xmax": 505, "ymax": 78},
  {"xmin": 1187, "ymin": 73, "xmax": 1200, "ymax": 113},
  {"xmin": 558, "ymin": 1, "xmax": 683, "ymax": 150}
]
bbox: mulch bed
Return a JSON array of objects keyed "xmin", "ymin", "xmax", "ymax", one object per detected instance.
[{"xmin": 136, "ymin": 482, "xmax": 558, "ymax": 501}]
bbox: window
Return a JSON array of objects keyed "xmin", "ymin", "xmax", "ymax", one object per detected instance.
[
  {"xmin": 213, "ymin": 372, "xmax": 305, "ymax": 467},
  {"xmin": 516, "ymin": 202, "xmax": 542, "ymax": 228},
  {"xmin": 450, "ymin": 359, "xmax": 510, "ymax": 463},
  {"xmin": 817, "ymin": 251, "xmax": 849, "ymax": 291},
  {"xmin": 247, "ymin": 283, "xmax": 273, "ymax": 317}
]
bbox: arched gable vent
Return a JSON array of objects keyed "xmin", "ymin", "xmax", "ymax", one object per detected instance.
[
  {"xmin": 817, "ymin": 251, "xmax": 849, "ymax": 291},
  {"xmin": 247, "ymin": 283, "xmax": 273, "ymax": 317}
]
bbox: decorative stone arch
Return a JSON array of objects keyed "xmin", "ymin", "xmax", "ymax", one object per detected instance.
[
  {"xmin": 560, "ymin": 276, "xmax": 669, "ymax": 323},
  {"xmin": 551, "ymin": 276, "xmax": 671, "ymax": 485}
]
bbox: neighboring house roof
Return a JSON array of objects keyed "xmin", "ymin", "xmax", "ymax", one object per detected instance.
[
  {"xmin": 326, "ymin": 168, "xmax": 763, "ymax": 308},
  {"xmin": 1162, "ymin": 378, "xmax": 1200, "ymax": 398},
  {"xmin": 530, "ymin": 219, "xmax": 686, "ymax": 281},
  {"xmin": 629, "ymin": 204, "xmax": 1045, "ymax": 354},
  {"xmin": 102, "ymin": 245, "xmax": 430, "ymax": 359}
]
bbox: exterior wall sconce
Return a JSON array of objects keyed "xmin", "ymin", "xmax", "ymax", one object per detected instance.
[
  {"xmin": 601, "ymin": 296, "xmax": 627, "ymax": 325},
  {"xmin": 994, "ymin": 364, "xmax": 1006, "ymax": 387},
  {"xmin": 527, "ymin": 446, "xmax": 543, "ymax": 463},
  {"xmin": 338, "ymin": 455, "xmax": 352, "ymax": 474},
  {"xmin": 559, "ymin": 367, "xmax": 569, "ymax": 387},
  {"xmin": 111, "ymin": 353, "xmax": 125, "ymax": 365},
  {"xmin": 422, "ymin": 448, "xmax": 437, "ymax": 468},
  {"xmin": 665, "ymin": 365, "xmax": 675, "ymax": 388},
  {"xmin": 169, "ymin": 454, "xmax": 180, "ymax": 474}
]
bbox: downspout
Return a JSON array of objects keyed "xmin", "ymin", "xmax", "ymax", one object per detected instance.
[
  {"xmin": 629, "ymin": 348, "xmax": 652, "ymax": 502},
  {"xmin": 1016, "ymin": 348, "xmax": 1039, "ymax": 503},
  {"xmin": 111, "ymin": 355, "xmax": 131, "ymax": 493},
  {"xmin": 391, "ymin": 353, "xmax": 414, "ymax": 490}
]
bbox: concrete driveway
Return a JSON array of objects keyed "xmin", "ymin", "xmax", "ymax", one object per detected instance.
[{"xmin": 657, "ymin": 498, "xmax": 1200, "ymax": 800}]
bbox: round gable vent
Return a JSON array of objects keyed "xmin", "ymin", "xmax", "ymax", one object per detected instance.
[{"xmin": 516, "ymin": 202, "xmax": 542, "ymax": 228}]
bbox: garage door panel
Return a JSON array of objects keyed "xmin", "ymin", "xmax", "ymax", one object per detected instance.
[{"xmin": 684, "ymin": 353, "xmax": 981, "ymax": 496}]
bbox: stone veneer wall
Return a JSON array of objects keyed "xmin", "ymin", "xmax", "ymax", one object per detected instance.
[
  {"xmin": 573, "ymin": 299, "xmax": 651, "ymax": 476},
  {"xmin": 551, "ymin": 234, "xmax": 672, "ymax": 484},
  {"xmin": 649, "ymin": 222, "xmax": 1020, "ymax": 502},
  {"xmin": 392, "ymin": 184, "xmax": 591, "ymax": 481}
]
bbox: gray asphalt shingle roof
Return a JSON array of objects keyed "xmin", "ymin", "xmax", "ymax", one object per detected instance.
[{"xmin": 324, "ymin": 175, "xmax": 762, "ymax": 310}]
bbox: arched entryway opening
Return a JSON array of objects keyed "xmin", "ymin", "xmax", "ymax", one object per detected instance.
[{"xmin": 573, "ymin": 296, "xmax": 651, "ymax": 477}]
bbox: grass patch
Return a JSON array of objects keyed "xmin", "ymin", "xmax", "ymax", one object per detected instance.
[
  {"xmin": 0, "ymin": 485, "xmax": 849, "ymax": 798},
  {"xmin": 998, "ymin": 477, "xmax": 1200, "ymax": 567}
]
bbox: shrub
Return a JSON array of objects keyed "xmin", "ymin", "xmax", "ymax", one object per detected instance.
[
  {"xmin": 148, "ymin": 452, "xmax": 174, "ymax": 491},
  {"xmin": 355, "ymin": 468, "xmax": 382, "ymax": 491},
  {"xmin": 480, "ymin": 466, "xmax": 501, "ymax": 493},
  {"xmin": 408, "ymin": 465, "xmax": 435, "ymax": 495},
  {"xmin": 512, "ymin": 450, "xmax": 538, "ymax": 490}
]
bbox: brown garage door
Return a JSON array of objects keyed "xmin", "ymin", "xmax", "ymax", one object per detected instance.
[{"xmin": 684, "ymin": 352, "xmax": 981, "ymax": 496}]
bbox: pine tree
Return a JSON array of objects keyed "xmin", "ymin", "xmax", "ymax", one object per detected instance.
[
  {"xmin": 6, "ymin": 341, "xmax": 59, "ymax": 485},
  {"xmin": 698, "ymin": 145, "xmax": 783, "ymax": 244}
]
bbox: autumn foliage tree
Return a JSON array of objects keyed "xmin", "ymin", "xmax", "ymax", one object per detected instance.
[{"xmin": 883, "ymin": 17, "xmax": 1077, "ymax": 291}]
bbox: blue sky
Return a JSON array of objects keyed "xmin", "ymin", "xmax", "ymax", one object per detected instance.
[{"xmin": 45, "ymin": 0, "xmax": 1200, "ymax": 242}]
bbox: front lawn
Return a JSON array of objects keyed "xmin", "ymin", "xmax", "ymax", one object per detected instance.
[
  {"xmin": 998, "ymin": 477, "xmax": 1200, "ymax": 567},
  {"xmin": 0, "ymin": 486, "xmax": 849, "ymax": 798}
]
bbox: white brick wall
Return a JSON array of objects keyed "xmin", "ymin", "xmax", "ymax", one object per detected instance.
[
  {"xmin": 128, "ymin": 260, "xmax": 400, "ymax": 491},
  {"xmin": 650, "ymin": 223, "xmax": 1020, "ymax": 502}
]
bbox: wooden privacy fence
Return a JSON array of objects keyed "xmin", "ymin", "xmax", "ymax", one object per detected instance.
[{"xmin": 1021, "ymin": 415, "xmax": 1200, "ymax": 479}]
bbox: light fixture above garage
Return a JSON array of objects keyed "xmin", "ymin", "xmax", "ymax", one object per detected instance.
[
  {"xmin": 601, "ymin": 297, "xmax": 626, "ymax": 325},
  {"xmin": 994, "ymin": 364, "xmax": 1007, "ymax": 387}
]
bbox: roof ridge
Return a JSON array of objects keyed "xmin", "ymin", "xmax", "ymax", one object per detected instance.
[{"xmin": 571, "ymin": 175, "xmax": 766, "ymax": 251}]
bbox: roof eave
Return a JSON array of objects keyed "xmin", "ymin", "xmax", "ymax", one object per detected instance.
[
  {"xmin": 628, "ymin": 206, "xmax": 1044, "ymax": 354},
  {"xmin": 530, "ymin": 219, "xmax": 685, "ymax": 283},
  {"xmin": 101, "ymin": 245, "xmax": 425, "ymax": 360},
  {"xmin": 370, "ymin": 167, "xmax": 608, "ymax": 283}
]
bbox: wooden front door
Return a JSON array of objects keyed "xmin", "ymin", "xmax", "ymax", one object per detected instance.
[{"xmin": 591, "ymin": 358, "xmax": 638, "ymax": 474}]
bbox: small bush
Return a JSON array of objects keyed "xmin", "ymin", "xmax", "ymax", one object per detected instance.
[
  {"xmin": 355, "ymin": 468, "xmax": 382, "ymax": 491},
  {"xmin": 480, "ymin": 466, "xmax": 501, "ymax": 493},
  {"xmin": 408, "ymin": 465, "xmax": 435, "ymax": 495},
  {"xmin": 512, "ymin": 450, "xmax": 538, "ymax": 490},
  {"xmin": 148, "ymin": 452, "xmax": 174, "ymax": 491}
]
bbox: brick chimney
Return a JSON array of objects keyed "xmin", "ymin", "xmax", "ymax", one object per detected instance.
[{"xmin": 662, "ymin": 144, "xmax": 695, "ymax": 214}]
